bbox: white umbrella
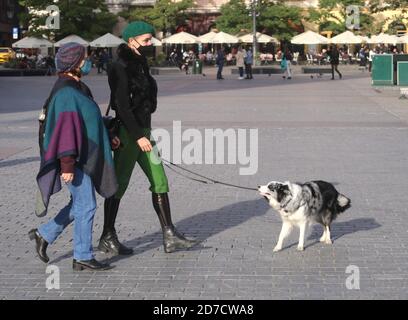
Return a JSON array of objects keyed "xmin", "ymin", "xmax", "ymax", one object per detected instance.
[
  {"xmin": 198, "ymin": 31, "xmax": 217, "ymax": 43},
  {"xmin": 211, "ymin": 31, "xmax": 239, "ymax": 44},
  {"xmin": 239, "ymin": 32, "xmax": 279, "ymax": 44},
  {"xmin": 12, "ymin": 36, "xmax": 53, "ymax": 48},
  {"xmin": 162, "ymin": 32, "xmax": 200, "ymax": 44},
  {"xmin": 330, "ymin": 31, "xmax": 362, "ymax": 44},
  {"xmin": 55, "ymin": 35, "xmax": 89, "ymax": 47},
  {"xmin": 369, "ymin": 33, "xmax": 399, "ymax": 44},
  {"xmin": 151, "ymin": 36, "xmax": 162, "ymax": 47},
  {"xmin": 90, "ymin": 33, "xmax": 125, "ymax": 48},
  {"xmin": 357, "ymin": 35, "xmax": 370, "ymax": 43},
  {"xmin": 397, "ymin": 34, "xmax": 408, "ymax": 44},
  {"xmin": 291, "ymin": 30, "xmax": 329, "ymax": 45}
]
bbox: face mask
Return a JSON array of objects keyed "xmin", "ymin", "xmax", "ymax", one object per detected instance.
[
  {"xmin": 80, "ymin": 59, "xmax": 92, "ymax": 75},
  {"xmin": 132, "ymin": 39, "xmax": 154, "ymax": 57},
  {"xmin": 137, "ymin": 45, "xmax": 154, "ymax": 57}
]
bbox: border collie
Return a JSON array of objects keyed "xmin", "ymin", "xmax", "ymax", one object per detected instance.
[{"xmin": 258, "ymin": 180, "xmax": 351, "ymax": 252}]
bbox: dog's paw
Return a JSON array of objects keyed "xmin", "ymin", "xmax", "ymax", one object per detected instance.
[
  {"xmin": 273, "ymin": 245, "xmax": 282, "ymax": 252},
  {"xmin": 297, "ymin": 245, "xmax": 304, "ymax": 251},
  {"xmin": 325, "ymin": 239, "xmax": 333, "ymax": 245},
  {"xmin": 319, "ymin": 236, "xmax": 326, "ymax": 242}
]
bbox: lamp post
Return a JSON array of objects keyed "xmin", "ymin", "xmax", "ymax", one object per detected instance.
[{"xmin": 251, "ymin": 0, "xmax": 258, "ymax": 67}]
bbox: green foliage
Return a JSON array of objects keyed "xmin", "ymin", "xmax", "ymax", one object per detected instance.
[
  {"xmin": 306, "ymin": 0, "xmax": 376, "ymax": 35},
  {"xmin": 18, "ymin": 0, "xmax": 117, "ymax": 40},
  {"xmin": 215, "ymin": 0, "xmax": 251, "ymax": 35},
  {"xmin": 124, "ymin": 0, "xmax": 195, "ymax": 33},
  {"xmin": 258, "ymin": 4, "xmax": 302, "ymax": 40},
  {"xmin": 215, "ymin": 0, "xmax": 302, "ymax": 39}
]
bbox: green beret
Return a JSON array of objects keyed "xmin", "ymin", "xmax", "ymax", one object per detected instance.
[{"xmin": 122, "ymin": 21, "xmax": 155, "ymax": 42}]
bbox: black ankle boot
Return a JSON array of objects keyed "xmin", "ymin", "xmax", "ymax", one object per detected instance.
[
  {"xmin": 98, "ymin": 197, "xmax": 133, "ymax": 256},
  {"xmin": 152, "ymin": 193, "xmax": 198, "ymax": 253},
  {"xmin": 73, "ymin": 258, "xmax": 114, "ymax": 271},
  {"xmin": 162, "ymin": 226, "xmax": 198, "ymax": 253},
  {"xmin": 28, "ymin": 229, "xmax": 49, "ymax": 263}
]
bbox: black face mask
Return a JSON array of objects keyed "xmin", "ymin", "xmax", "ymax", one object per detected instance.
[{"xmin": 137, "ymin": 44, "xmax": 154, "ymax": 57}]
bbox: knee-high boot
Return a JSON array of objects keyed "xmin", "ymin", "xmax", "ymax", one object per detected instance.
[
  {"xmin": 152, "ymin": 193, "xmax": 198, "ymax": 253},
  {"xmin": 98, "ymin": 196, "xmax": 133, "ymax": 255}
]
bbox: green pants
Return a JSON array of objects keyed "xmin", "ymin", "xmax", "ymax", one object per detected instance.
[{"xmin": 113, "ymin": 125, "xmax": 169, "ymax": 199}]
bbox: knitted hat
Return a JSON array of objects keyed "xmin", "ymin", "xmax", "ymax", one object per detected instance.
[
  {"xmin": 122, "ymin": 21, "xmax": 155, "ymax": 42},
  {"xmin": 55, "ymin": 42, "xmax": 86, "ymax": 73}
]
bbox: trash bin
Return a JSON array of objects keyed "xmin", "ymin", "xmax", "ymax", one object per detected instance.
[
  {"xmin": 192, "ymin": 59, "xmax": 202, "ymax": 74},
  {"xmin": 372, "ymin": 54, "xmax": 393, "ymax": 86}
]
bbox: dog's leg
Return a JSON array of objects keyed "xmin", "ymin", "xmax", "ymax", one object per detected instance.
[
  {"xmin": 297, "ymin": 222, "xmax": 307, "ymax": 251},
  {"xmin": 273, "ymin": 221, "xmax": 292, "ymax": 252},
  {"xmin": 325, "ymin": 225, "xmax": 332, "ymax": 244},
  {"xmin": 319, "ymin": 225, "xmax": 327, "ymax": 242}
]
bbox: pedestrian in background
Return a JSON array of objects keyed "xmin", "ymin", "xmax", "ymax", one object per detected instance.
[
  {"xmin": 216, "ymin": 47, "xmax": 225, "ymax": 80},
  {"xmin": 245, "ymin": 47, "xmax": 253, "ymax": 79},
  {"xmin": 327, "ymin": 44, "xmax": 343, "ymax": 80},
  {"xmin": 235, "ymin": 46, "xmax": 245, "ymax": 80}
]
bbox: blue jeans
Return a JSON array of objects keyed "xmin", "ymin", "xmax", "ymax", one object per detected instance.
[
  {"xmin": 217, "ymin": 64, "xmax": 224, "ymax": 79},
  {"xmin": 38, "ymin": 168, "xmax": 97, "ymax": 261}
]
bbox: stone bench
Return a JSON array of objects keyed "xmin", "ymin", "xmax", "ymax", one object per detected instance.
[
  {"xmin": 150, "ymin": 67, "xmax": 182, "ymax": 75},
  {"xmin": 231, "ymin": 67, "xmax": 283, "ymax": 75},
  {"xmin": 0, "ymin": 69, "xmax": 47, "ymax": 77},
  {"xmin": 301, "ymin": 67, "xmax": 332, "ymax": 74}
]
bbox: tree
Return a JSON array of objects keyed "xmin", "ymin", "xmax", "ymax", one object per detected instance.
[
  {"xmin": 258, "ymin": 2, "xmax": 303, "ymax": 40},
  {"xmin": 215, "ymin": 0, "xmax": 252, "ymax": 35},
  {"xmin": 306, "ymin": 0, "xmax": 375, "ymax": 35},
  {"xmin": 122, "ymin": 0, "xmax": 195, "ymax": 34},
  {"xmin": 18, "ymin": 0, "xmax": 117, "ymax": 40}
]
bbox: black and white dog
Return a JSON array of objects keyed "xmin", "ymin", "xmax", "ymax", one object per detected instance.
[{"xmin": 258, "ymin": 180, "xmax": 351, "ymax": 252}]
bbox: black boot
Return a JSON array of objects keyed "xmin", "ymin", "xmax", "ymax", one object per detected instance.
[
  {"xmin": 152, "ymin": 193, "xmax": 198, "ymax": 253},
  {"xmin": 28, "ymin": 229, "xmax": 49, "ymax": 263},
  {"xmin": 98, "ymin": 196, "xmax": 133, "ymax": 256},
  {"xmin": 73, "ymin": 259, "xmax": 114, "ymax": 271}
]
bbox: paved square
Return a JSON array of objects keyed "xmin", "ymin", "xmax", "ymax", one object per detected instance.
[{"xmin": 0, "ymin": 66, "xmax": 407, "ymax": 299}]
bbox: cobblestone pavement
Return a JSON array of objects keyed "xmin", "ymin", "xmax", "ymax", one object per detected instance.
[{"xmin": 0, "ymin": 67, "xmax": 407, "ymax": 299}]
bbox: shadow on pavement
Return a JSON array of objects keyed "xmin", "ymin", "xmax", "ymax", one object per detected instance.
[
  {"xmin": 0, "ymin": 156, "xmax": 39, "ymax": 168},
  {"xmin": 106, "ymin": 198, "xmax": 270, "ymax": 263},
  {"xmin": 307, "ymin": 217, "xmax": 381, "ymax": 243}
]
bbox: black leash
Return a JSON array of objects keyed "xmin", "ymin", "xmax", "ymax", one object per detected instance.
[{"xmin": 161, "ymin": 159, "xmax": 258, "ymax": 191}]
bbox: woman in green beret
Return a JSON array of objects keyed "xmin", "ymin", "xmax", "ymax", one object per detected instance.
[{"xmin": 98, "ymin": 21, "xmax": 198, "ymax": 255}]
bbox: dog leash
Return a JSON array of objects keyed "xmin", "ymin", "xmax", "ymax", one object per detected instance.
[{"xmin": 161, "ymin": 159, "xmax": 258, "ymax": 191}]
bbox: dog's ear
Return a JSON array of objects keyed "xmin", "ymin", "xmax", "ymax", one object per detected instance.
[{"xmin": 276, "ymin": 184, "xmax": 290, "ymax": 203}]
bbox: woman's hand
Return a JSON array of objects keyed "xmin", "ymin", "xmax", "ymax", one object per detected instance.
[
  {"xmin": 111, "ymin": 136, "xmax": 120, "ymax": 150},
  {"xmin": 61, "ymin": 173, "xmax": 74, "ymax": 183},
  {"xmin": 137, "ymin": 137, "xmax": 152, "ymax": 152}
]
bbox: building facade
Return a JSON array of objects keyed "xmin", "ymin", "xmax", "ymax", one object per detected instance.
[{"xmin": 0, "ymin": 0, "xmax": 23, "ymax": 47}]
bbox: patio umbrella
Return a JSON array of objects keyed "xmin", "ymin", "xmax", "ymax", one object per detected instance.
[
  {"xmin": 210, "ymin": 31, "xmax": 239, "ymax": 44},
  {"xmin": 55, "ymin": 35, "xmax": 89, "ymax": 47},
  {"xmin": 330, "ymin": 31, "xmax": 362, "ymax": 44},
  {"xmin": 90, "ymin": 33, "xmax": 125, "ymax": 48},
  {"xmin": 12, "ymin": 37, "xmax": 53, "ymax": 49},
  {"xmin": 198, "ymin": 31, "xmax": 217, "ymax": 43},
  {"xmin": 357, "ymin": 35, "xmax": 370, "ymax": 43},
  {"xmin": 162, "ymin": 32, "xmax": 200, "ymax": 44},
  {"xmin": 368, "ymin": 33, "xmax": 399, "ymax": 44},
  {"xmin": 291, "ymin": 30, "xmax": 329, "ymax": 45},
  {"xmin": 239, "ymin": 32, "xmax": 279, "ymax": 44},
  {"xmin": 151, "ymin": 37, "xmax": 162, "ymax": 47}
]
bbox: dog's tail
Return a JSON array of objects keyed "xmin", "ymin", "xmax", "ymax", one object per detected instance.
[{"xmin": 336, "ymin": 194, "xmax": 351, "ymax": 213}]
